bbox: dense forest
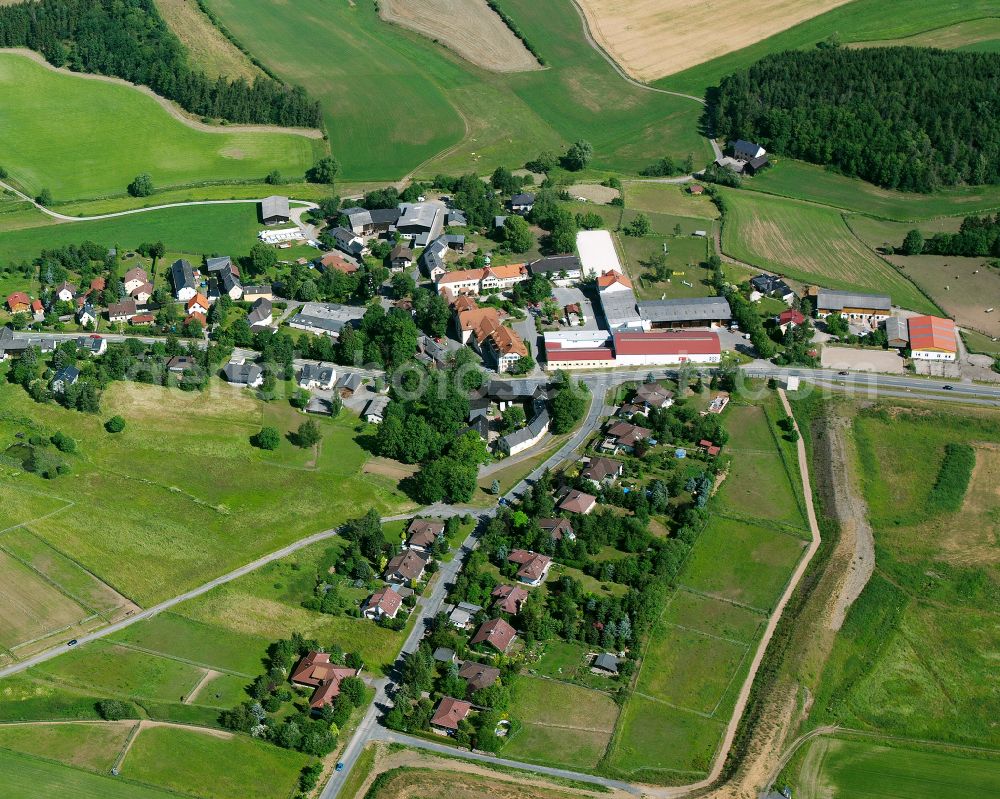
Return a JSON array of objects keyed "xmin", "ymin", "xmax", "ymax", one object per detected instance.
[
  {"xmin": 902, "ymin": 214, "xmax": 1000, "ymax": 257},
  {"xmin": 0, "ymin": 0, "xmax": 321, "ymax": 128},
  {"xmin": 710, "ymin": 47, "xmax": 1000, "ymax": 191}
]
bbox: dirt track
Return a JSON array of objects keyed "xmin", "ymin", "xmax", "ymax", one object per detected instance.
[{"xmin": 379, "ymin": 0, "xmax": 541, "ymax": 73}]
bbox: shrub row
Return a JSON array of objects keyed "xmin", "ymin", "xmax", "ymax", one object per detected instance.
[
  {"xmin": 486, "ymin": 0, "xmax": 546, "ymax": 66},
  {"xmin": 927, "ymin": 442, "xmax": 975, "ymax": 515}
]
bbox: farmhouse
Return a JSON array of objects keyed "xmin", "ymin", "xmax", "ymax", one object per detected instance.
[
  {"xmin": 577, "ymin": 230, "xmax": 623, "ymax": 277},
  {"xmin": 130, "ymin": 282, "xmax": 153, "ymax": 305},
  {"xmin": 558, "ymin": 488, "xmax": 597, "ymax": 515},
  {"xmin": 538, "ymin": 518, "xmax": 576, "ymax": 541},
  {"xmin": 329, "ymin": 227, "xmax": 365, "ymax": 257},
  {"xmin": 732, "ymin": 139, "xmax": 766, "ymax": 161},
  {"xmin": 316, "ymin": 252, "xmax": 358, "ymax": 275},
  {"xmin": 342, "ymin": 206, "xmax": 400, "ymax": 237},
  {"xmin": 260, "ymin": 195, "xmax": 291, "ymax": 225},
  {"xmin": 222, "ymin": 357, "xmax": 264, "ymax": 388},
  {"xmin": 396, "ymin": 202, "xmax": 444, "ymax": 241},
  {"xmin": 6, "ymin": 292, "xmax": 30, "ymax": 314},
  {"xmin": 170, "ymin": 259, "xmax": 197, "ymax": 301},
  {"xmin": 776, "ymin": 309, "xmax": 806, "ymax": 333},
  {"xmin": 470, "ymin": 618, "xmax": 517, "ymax": 654},
  {"xmin": 498, "ymin": 409, "xmax": 549, "ymax": 456},
  {"xmin": 458, "ymin": 661, "xmax": 500, "ymax": 693},
  {"xmin": 123, "ymin": 267, "xmax": 148, "ymax": 295},
  {"xmin": 290, "ymin": 651, "xmax": 358, "ymax": 710},
  {"xmin": 389, "ymin": 243, "xmax": 414, "ymax": 270},
  {"xmin": 816, "ymin": 289, "xmax": 891, "ymax": 322},
  {"xmin": 883, "ymin": 317, "xmax": 909, "ymax": 348},
  {"xmin": 749, "ymin": 274, "xmax": 795, "ymax": 304},
  {"xmin": 638, "ymin": 296, "xmax": 732, "ymax": 329},
  {"xmin": 385, "ymin": 549, "xmax": 428, "ymax": 583},
  {"xmin": 492, "ymin": 584, "xmax": 529, "ymax": 615},
  {"xmin": 613, "ymin": 330, "xmax": 722, "ymax": 366},
  {"xmin": 509, "ymin": 192, "xmax": 535, "ymax": 213},
  {"xmin": 907, "ymin": 315, "xmax": 957, "ymax": 360},
  {"xmin": 247, "ymin": 298, "xmax": 273, "ymax": 329},
  {"xmin": 298, "ymin": 363, "xmax": 336, "ymax": 390},
  {"xmin": 430, "ymin": 697, "xmax": 472, "ymax": 735},
  {"xmin": 361, "ymin": 586, "xmax": 403, "ymax": 620},
  {"xmin": 509, "ymin": 549, "xmax": 552, "ymax": 586},
  {"xmin": 528, "ymin": 255, "xmax": 582, "ymax": 283},
  {"xmin": 288, "ymin": 302, "xmax": 365, "ymax": 337}
]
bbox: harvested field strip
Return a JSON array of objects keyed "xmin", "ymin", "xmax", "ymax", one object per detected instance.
[
  {"xmin": 154, "ymin": 0, "xmax": 264, "ymax": 82},
  {"xmin": 719, "ymin": 188, "xmax": 938, "ymax": 313},
  {"xmin": 850, "ymin": 18, "xmax": 1000, "ymax": 51},
  {"xmin": 0, "ymin": 721, "xmax": 134, "ymax": 773},
  {"xmin": 380, "ymin": 0, "xmax": 540, "ymax": 73},
  {"xmin": 0, "ymin": 552, "xmax": 93, "ymax": 651}
]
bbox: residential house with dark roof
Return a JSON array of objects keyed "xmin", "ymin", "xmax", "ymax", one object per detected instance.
[
  {"xmin": 54, "ymin": 281, "xmax": 76, "ymax": 303},
  {"xmin": 170, "ymin": 259, "xmax": 197, "ymax": 301},
  {"xmin": 108, "ymin": 299, "xmax": 138, "ymax": 323},
  {"xmin": 604, "ymin": 421, "xmax": 652, "ymax": 453},
  {"xmin": 75, "ymin": 334, "xmax": 106, "ymax": 357},
  {"xmin": 581, "ymin": 457, "xmax": 623, "ymax": 485},
  {"xmin": 448, "ymin": 601, "xmax": 482, "ymax": 629},
  {"xmin": 361, "ymin": 586, "xmax": 403, "ymax": 620},
  {"xmin": 329, "ymin": 227, "xmax": 365, "ymax": 257},
  {"xmin": 538, "ymin": 518, "xmax": 575, "ymax": 542},
  {"xmin": 50, "ymin": 365, "xmax": 80, "ymax": 393},
  {"xmin": 298, "ymin": 363, "xmax": 336, "ymax": 390},
  {"xmin": 593, "ymin": 653, "xmax": 619, "ymax": 674},
  {"xmin": 528, "ymin": 255, "xmax": 582, "ymax": 284},
  {"xmin": 389, "ymin": 243, "xmax": 414, "ymax": 270},
  {"xmin": 459, "ymin": 661, "xmax": 500, "ymax": 693},
  {"xmin": 384, "ymin": 549, "xmax": 428, "ymax": 583},
  {"xmin": 749, "ymin": 274, "xmax": 794, "ymax": 304},
  {"xmin": 634, "ymin": 382, "xmax": 674, "ymax": 410},
  {"xmin": 407, "ymin": 519, "xmax": 445, "ymax": 551},
  {"xmin": 509, "ymin": 193, "xmax": 535, "ymax": 213},
  {"xmin": 222, "ymin": 357, "xmax": 264, "ymax": 388},
  {"xmin": 492, "ymin": 584, "xmax": 528, "ymax": 615},
  {"xmin": 816, "ymin": 289, "xmax": 891, "ymax": 322},
  {"xmin": 342, "ymin": 206, "xmax": 400, "ymax": 237},
  {"xmin": 470, "ymin": 618, "xmax": 517, "ymax": 654},
  {"xmin": 497, "ymin": 409, "xmax": 549, "ymax": 457},
  {"xmin": 508, "ymin": 550, "xmax": 552, "ymax": 586},
  {"xmin": 247, "ymin": 298, "xmax": 273, "ymax": 329}
]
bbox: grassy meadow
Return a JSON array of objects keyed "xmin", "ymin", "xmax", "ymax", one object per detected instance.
[
  {"xmin": 0, "ymin": 721, "xmax": 132, "ymax": 773},
  {"xmin": 719, "ymin": 188, "xmax": 938, "ymax": 313},
  {"xmin": 623, "ymin": 182, "xmax": 720, "ymax": 219},
  {"xmin": 201, "ymin": 0, "xmax": 709, "ymax": 180},
  {"xmin": 0, "ymin": 52, "xmax": 319, "ymax": 202}
]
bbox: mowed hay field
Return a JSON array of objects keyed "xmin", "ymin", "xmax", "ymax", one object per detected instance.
[
  {"xmin": 719, "ymin": 188, "xmax": 938, "ymax": 313},
  {"xmin": 0, "ymin": 379, "xmax": 412, "ymax": 611},
  {"xmin": 576, "ymin": 0, "xmax": 851, "ymax": 81},
  {"xmin": 850, "ymin": 17, "xmax": 1000, "ymax": 52},
  {"xmin": 624, "ymin": 182, "xmax": 720, "ymax": 219},
  {"xmin": 0, "ymin": 53, "xmax": 319, "ymax": 202},
  {"xmin": 796, "ymin": 735, "xmax": 1000, "ymax": 799},
  {"xmin": 364, "ymin": 766, "xmax": 587, "ymax": 799},
  {"xmin": 0, "ymin": 721, "xmax": 133, "ymax": 773},
  {"xmin": 154, "ymin": 0, "xmax": 263, "ymax": 81},
  {"xmin": 379, "ymin": 0, "xmax": 540, "ymax": 73},
  {"xmin": 201, "ymin": 0, "xmax": 709, "ymax": 180}
]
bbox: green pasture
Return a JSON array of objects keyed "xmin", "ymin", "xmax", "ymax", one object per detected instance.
[
  {"xmin": 0, "ymin": 747, "xmax": 178, "ymax": 799},
  {"xmin": 719, "ymin": 188, "xmax": 938, "ymax": 313},
  {"xmin": 0, "ymin": 203, "xmax": 267, "ymax": 265},
  {"xmin": 849, "ymin": 17, "xmax": 1000, "ymax": 52},
  {"xmin": 0, "ymin": 380, "xmax": 410, "ymax": 607},
  {"xmin": 0, "ymin": 483, "xmax": 72, "ymax": 532},
  {"xmin": 121, "ymin": 724, "xmax": 310, "ymax": 799},
  {"xmin": 624, "ymin": 182, "xmax": 719, "ymax": 219},
  {"xmin": 0, "ymin": 721, "xmax": 131, "ymax": 773},
  {"xmin": 742, "ymin": 160, "xmax": 1000, "ymax": 221},
  {"xmin": 679, "ymin": 517, "xmax": 804, "ymax": 613},
  {"xmin": 201, "ymin": 0, "xmax": 710, "ymax": 180},
  {"xmin": 795, "ymin": 734, "xmax": 1000, "ymax": 799},
  {"xmin": 0, "ymin": 676, "xmax": 105, "ymax": 722},
  {"xmin": 657, "ymin": 0, "xmax": 1000, "ymax": 96},
  {"xmin": 0, "ymin": 53, "xmax": 319, "ymax": 202},
  {"xmin": 661, "ymin": 590, "xmax": 764, "ymax": 646}
]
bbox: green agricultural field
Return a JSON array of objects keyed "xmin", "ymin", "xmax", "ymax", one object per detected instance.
[
  {"xmin": 504, "ymin": 676, "xmax": 618, "ymax": 771},
  {"xmin": 0, "ymin": 721, "xmax": 132, "ymax": 773},
  {"xmin": 0, "ymin": 203, "xmax": 268, "ymax": 266},
  {"xmin": 0, "ymin": 380, "xmax": 411, "ymax": 611},
  {"xmin": 719, "ymin": 188, "xmax": 938, "ymax": 313},
  {"xmin": 742, "ymin": 160, "xmax": 1000, "ymax": 220},
  {"xmin": 658, "ymin": 0, "xmax": 1000, "ymax": 97},
  {"xmin": 624, "ymin": 182, "xmax": 720, "ymax": 219},
  {"xmin": 0, "ymin": 53, "xmax": 319, "ymax": 202},
  {"xmin": 661, "ymin": 590, "xmax": 764, "ymax": 646},
  {"xmin": 0, "ymin": 676, "xmax": 105, "ymax": 723},
  {"xmin": 201, "ymin": 0, "xmax": 709, "ymax": 180},
  {"xmin": 607, "ymin": 697, "xmax": 724, "ymax": 780},
  {"xmin": 795, "ymin": 735, "xmax": 1000, "ymax": 799},
  {"xmin": 0, "ymin": 482, "xmax": 73, "ymax": 534},
  {"xmin": 0, "ymin": 747, "xmax": 179, "ymax": 799},
  {"xmin": 850, "ymin": 17, "xmax": 1000, "ymax": 52},
  {"xmin": 680, "ymin": 517, "xmax": 805, "ymax": 613},
  {"xmin": 121, "ymin": 724, "xmax": 310, "ymax": 799}
]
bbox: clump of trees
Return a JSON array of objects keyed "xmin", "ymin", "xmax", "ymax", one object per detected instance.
[
  {"xmin": 550, "ymin": 371, "xmax": 588, "ymax": 433},
  {"xmin": 710, "ymin": 47, "xmax": 1000, "ymax": 191},
  {"xmin": 127, "ymin": 173, "xmax": 153, "ymax": 197},
  {"xmin": 900, "ymin": 214, "xmax": 1000, "ymax": 257}
]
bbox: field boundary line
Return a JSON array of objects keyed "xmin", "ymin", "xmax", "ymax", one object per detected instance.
[
  {"xmin": 110, "ymin": 642, "xmax": 255, "ymax": 679},
  {"xmin": 522, "ymin": 720, "xmax": 615, "ymax": 734},
  {"xmin": 0, "ymin": 540, "xmax": 104, "ymax": 620},
  {"xmin": 675, "ymin": 585, "xmax": 769, "ymax": 615},
  {"xmin": 630, "ymin": 691, "xmax": 717, "ymax": 720},
  {"xmin": 709, "ymin": 510, "xmax": 810, "ymax": 540},
  {"xmin": 0, "ymin": 499, "xmax": 75, "ymax": 537},
  {"xmin": 112, "ymin": 721, "xmax": 143, "ymax": 773},
  {"xmin": 663, "ymin": 621, "xmax": 757, "ymax": 649},
  {"xmin": 761, "ymin": 401, "xmax": 810, "ymax": 527},
  {"xmin": 7, "ymin": 613, "xmax": 102, "ymax": 654},
  {"xmin": 706, "ymin": 635, "xmax": 755, "ymax": 719}
]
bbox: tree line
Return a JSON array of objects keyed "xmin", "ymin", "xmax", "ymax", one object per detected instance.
[
  {"xmin": 709, "ymin": 46, "xmax": 1000, "ymax": 191},
  {"xmin": 901, "ymin": 214, "xmax": 1000, "ymax": 257},
  {"xmin": 0, "ymin": 0, "xmax": 322, "ymax": 128}
]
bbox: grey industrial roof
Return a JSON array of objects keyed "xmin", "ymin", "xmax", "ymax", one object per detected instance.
[
  {"xmin": 600, "ymin": 287, "xmax": 643, "ymax": 328},
  {"xmin": 289, "ymin": 302, "xmax": 366, "ymax": 334},
  {"xmin": 817, "ymin": 289, "xmax": 891, "ymax": 311},
  {"xmin": 397, "ymin": 202, "xmax": 440, "ymax": 230},
  {"xmin": 447, "ymin": 209, "xmax": 467, "ymax": 226},
  {"xmin": 593, "ymin": 653, "xmax": 619, "ymax": 673},
  {"xmin": 638, "ymin": 296, "xmax": 732, "ymax": 322},
  {"xmin": 170, "ymin": 259, "xmax": 195, "ymax": 291},
  {"xmin": 529, "ymin": 255, "xmax": 581, "ymax": 275},
  {"xmin": 261, "ymin": 195, "xmax": 290, "ymax": 219},
  {"xmin": 338, "ymin": 373, "xmax": 362, "ymax": 391},
  {"xmin": 364, "ymin": 395, "xmax": 389, "ymax": 418},
  {"xmin": 884, "ymin": 316, "xmax": 909, "ymax": 342}
]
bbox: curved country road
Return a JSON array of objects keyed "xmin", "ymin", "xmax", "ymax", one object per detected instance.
[{"xmin": 0, "ymin": 179, "xmax": 316, "ymax": 224}]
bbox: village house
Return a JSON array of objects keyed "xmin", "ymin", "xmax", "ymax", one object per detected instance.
[
  {"xmin": 50, "ymin": 365, "xmax": 80, "ymax": 393},
  {"xmin": 604, "ymin": 421, "xmax": 652, "ymax": 453},
  {"xmin": 420, "ymin": 237, "xmax": 449, "ymax": 281},
  {"xmin": 247, "ymin": 297, "xmax": 273, "ymax": 329},
  {"xmin": 130, "ymin": 282, "xmax": 154, "ymax": 306},
  {"xmin": 107, "ymin": 299, "xmax": 138, "ymax": 323},
  {"xmin": 76, "ymin": 334, "xmax": 106, "ymax": 357},
  {"xmin": 341, "ymin": 206, "xmax": 401, "ymax": 237},
  {"xmin": 492, "ymin": 584, "xmax": 529, "ymax": 615},
  {"xmin": 361, "ymin": 586, "xmax": 403, "ymax": 620},
  {"xmin": 363, "ymin": 395, "xmax": 390, "ymax": 424},
  {"xmin": 298, "ymin": 363, "xmax": 336, "ymax": 390},
  {"xmin": 54, "ymin": 281, "xmax": 76, "ymax": 303},
  {"xmin": 406, "ymin": 519, "xmax": 445, "ymax": 552},
  {"xmin": 384, "ymin": 549, "xmax": 428, "ymax": 584},
  {"xmin": 558, "ymin": 488, "xmax": 597, "ymax": 515},
  {"xmin": 31, "ymin": 299, "xmax": 44, "ymax": 322},
  {"xmin": 76, "ymin": 302, "xmax": 97, "ymax": 327},
  {"xmin": 448, "ymin": 601, "xmax": 482, "ymax": 629},
  {"xmin": 243, "ymin": 284, "xmax": 274, "ymax": 303},
  {"xmin": 389, "ymin": 243, "xmax": 414, "ymax": 271},
  {"xmin": 430, "ymin": 697, "xmax": 472, "ymax": 735},
  {"xmin": 581, "ymin": 456, "xmax": 624, "ymax": 485},
  {"xmin": 538, "ymin": 518, "xmax": 575, "ymax": 542},
  {"xmin": 222, "ymin": 357, "xmax": 264, "ymax": 388},
  {"xmin": 186, "ymin": 293, "xmax": 209, "ymax": 317},
  {"xmin": 290, "ymin": 651, "xmax": 358, "ymax": 711},
  {"xmin": 498, "ymin": 410, "xmax": 549, "ymax": 456},
  {"xmin": 776, "ymin": 308, "xmax": 807, "ymax": 334},
  {"xmin": 170, "ymin": 259, "xmax": 197, "ymax": 301},
  {"xmin": 316, "ymin": 251, "xmax": 359, "ymax": 275},
  {"xmin": 438, "ymin": 263, "xmax": 529, "ymax": 296},
  {"xmin": 509, "ymin": 192, "xmax": 535, "ymax": 214},
  {"xmin": 592, "ymin": 653, "xmax": 619, "ymax": 675},
  {"xmin": 458, "ymin": 661, "xmax": 500, "ymax": 693},
  {"xmin": 508, "ymin": 550, "xmax": 552, "ymax": 587},
  {"xmin": 123, "ymin": 267, "xmax": 148, "ymax": 295},
  {"xmin": 6, "ymin": 291, "xmax": 31, "ymax": 314},
  {"xmin": 635, "ymin": 382, "xmax": 674, "ymax": 410},
  {"xmin": 470, "ymin": 617, "xmax": 518, "ymax": 654}
]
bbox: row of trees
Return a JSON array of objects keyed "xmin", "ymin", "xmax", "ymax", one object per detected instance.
[
  {"xmin": 901, "ymin": 214, "xmax": 1000, "ymax": 257},
  {"xmin": 0, "ymin": 0, "xmax": 322, "ymax": 128},
  {"xmin": 710, "ymin": 46, "xmax": 1000, "ymax": 191}
]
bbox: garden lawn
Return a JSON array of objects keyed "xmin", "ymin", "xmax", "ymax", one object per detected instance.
[
  {"xmin": 679, "ymin": 517, "xmax": 805, "ymax": 613},
  {"xmin": 0, "ymin": 721, "xmax": 132, "ymax": 773},
  {"xmin": 0, "ymin": 380, "xmax": 411, "ymax": 607},
  {"xmin": 201, "ymin": 0, "xmax": 709, "ymax": 180},
  {"xmin": 719, "ymin": 189, "xmax": 937, "ymax": 313},
  {"xmin": 0, "ymin": 52, "xmax": 319, "ymax": 202},
  {"xmin": 0, "ymin": 747, "xmax": 178, "ymax": 799},
  {"xmin": 121, "ymin": 724, "xmax": 310, "ymax": 799},
  {"xmin": 796, "ymin": 734, "xmax": 1000, "ymax": 799}
]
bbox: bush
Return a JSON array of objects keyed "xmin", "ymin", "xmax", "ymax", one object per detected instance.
[
  {"xmin": 252, "ymin": 426, "xmax": 281, "ymax": 450},
  {"xmin": 50, "ymin": 431, "xmax": 76, "ymax": 453},
  {"xmin": 127, "ymin": 173, "xmax": 154, "ymax": 197},
  {"xmin": 96, "ymin": 699, "xmax": 139, "ymax": 720}
]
